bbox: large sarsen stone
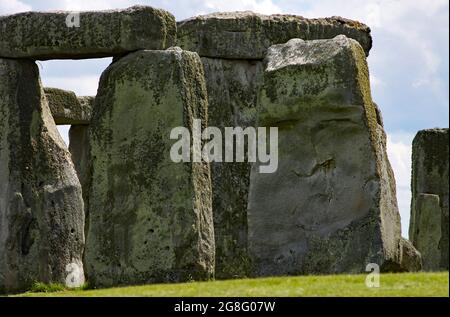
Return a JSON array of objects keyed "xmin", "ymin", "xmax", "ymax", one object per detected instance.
[
  {"xmin": 85, "ymin": 48, "xmax": 215, "ymax": 287},
  {"xmin": 201, "ymin": 58, "xmax": 263, "ymax": 279},
  {"xmin": 0, "ymin": 58, "xmax": 85, "ymax": 293},
  {"xmin": 410, "ymin": 128, "xmax": 449, "ymax": 271},
  {"xmin": 0, "ymin": 6, "xmax": 176, "ymax": 60},
  {"xmin": 178, "ymin": 12, "xmax": 372, "ymax": 59},
  {"xmin": 247, "ymin": 36, "xmax": 414, "ymax": 276},
  {"xmin": 68, "ymin": 125, "xmax": 91, "ymax": 226}
]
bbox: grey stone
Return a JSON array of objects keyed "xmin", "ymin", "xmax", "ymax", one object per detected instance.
[
  {"xmin": 85, "ymin": 48, "xmax": 215, "ymax": 287},
  {"xmin": 69, "ymin": 125, "xmax": 90, "ymax": 221},
  {"xmin": 414, "ymin": 194, "xmax": 441, "ymax": 270},
  {"xmin": 398, "ymin": 238, "xmax": 422, "ymax": 272},
  {"xmin": 177, "ymin": 11, "xmax": 372, "ymax": 59},
  {"xmin": 0, "ymin": 58, "xmax": 85, "ymax": 293},
  {"xmin": 201, "ymin": 58, "xmax": 263, "ymax": 279},
  {"xmin": 44, "ymin": 87, "xmax": 93, "ymax": 124},
  {"xmin": 410, "ymin": 128, "xmax": 449, "ymax": 271},
  {"xmin": 247, "ymin": 36, "xmax": 406, "ymax": 276},
  {"xmin": 0, "ymin": 6, "xmax": 176, "ymax": 60}
]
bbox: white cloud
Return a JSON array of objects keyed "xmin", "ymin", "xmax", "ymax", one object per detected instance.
[
  {"xmin": 23, "ymin": 0, "xmax": 282, "ymax": 19},
  {"xmin": 203, "ymin": 0, "xmax": 281, "ymax": 14},
  {"xmin": 57, "ymin": 125, "xmax": 71, "ymax": 147},
  {"xmin": 41, "ymin": 75, "xmax": 100, "ymax": 96},
  {"xmin": 370, "ymin": 74, "xmax": 385, "ymax": 87},
  {"xmin": 0, "ymin": 0, "xmax": 31, "ymax": 14},
  {"xmin": 57, "ymin": 0, "xmax": 134, "ymax": 11},
  {"xmin": 386, "ymin": 132, "xmax": 415, "ymax": 238}
]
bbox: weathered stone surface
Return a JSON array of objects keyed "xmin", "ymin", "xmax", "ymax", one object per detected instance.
[
  {"xmin": 0, "ymin": 58, "xmax": 85, "ymax": 293},
  {"xmin": 0, "ymin": 6, "xmax": 176, "ymax": 60},
  {"xmin": 397, "ymin": 238, "xmax": 422, "ymax": 272},
  {"xmin": 413, "ymin": 194, "xmax": 441, "ymax": 270},
  {"xmin": 248, "ymin": 36, "xmax": 405, "ymax": 276},
  {"xmin": 201, "ymin": 58, "xmax": 263, "ymax": 278},
  {"xmin": 85, "ymin": 48, "xmax": 214, "ymax": 287},
  {"xmin": 44, "ymin": 87, "xmax": 93, "ymax": 124},
  {"xmin": 410, "ymin": 128, "xmax": 449, "ymax": 271},
  {"xmin": 178, "ymin": 12, "xmax": 372, "ymax": 59},
  {"xmin": 69, "ymin": 125, "xmax": 90, "ymax": 219}
]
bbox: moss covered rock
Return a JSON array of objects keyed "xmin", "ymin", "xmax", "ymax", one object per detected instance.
[
  {"xmin": 68, "ymin": 125, "xmax": 91, "ymax": 229},
  {"xmin": 248, "ymin": 35, "xmax": 412, "ymax": 276},
  {"xmin": 0, "ymin": 58, "xmax": 85, "ymax": 293},
  {"xmin": 0, "ymin": 6, "xmax": 176, "ymax": 60},
  {"xmin": 410, "ymin": 128, "xmax": 449, "ymax": 271},
  {"xmin": 44, "ymin": 87, "xmax": 93, "ymax": 124},
  {"xmin": 177, "ymin": 12, "xmax": 372, "ymax": 60},
  {"xmin": 398, "ymin": 238, "xmax": 422, "ymax": 272},
  {"xmin": 85, "ymin": 48, "xmax": 214, "ymax": 287},
  {"xmin": 201, "ymin": 58, "xmax": 263, "ymax": 279}
]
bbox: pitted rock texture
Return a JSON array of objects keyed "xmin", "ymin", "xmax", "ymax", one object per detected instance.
[
  {"xmin": 201, "ymin": 58, "xmax": 263, "ymax": 279},
  {"xmin": 247, "ymin": 36, "xmax": 409, "ymax": 276},
  {"xmin": 397, "ymin": 238, "xmax": 422, "ymax": 272},
  {"xmin": 69, "ymin": 125, "xmax": 91, "ymax": 224},
  {"xmin": 85, "ymin": 48, "xmax": 215, "ymax": 287},
  {"xmin": 410, "ymin": 128, "xmax": 449, "ymax": 271},
  {"xmin": 0, "ymin": 58, "xmax": 85, "ymax": 293},
  {"xmin": 177, "ymin": 12, "xmax": 372, "ymax": 59},
  {"xmin": 44, "ymin": 87, "xmax": 93, "ymax": 124},
  {"xmin": 0, "ymin": 6, "xmax": 176, "ymax": 60}
]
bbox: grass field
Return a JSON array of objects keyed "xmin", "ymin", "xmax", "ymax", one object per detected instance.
[{"xmin": 13, "ymin": 272, "xmax": 449, "ymax": 297}]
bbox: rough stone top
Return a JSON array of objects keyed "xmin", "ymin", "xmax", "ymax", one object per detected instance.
[
  {"xmin": 44, "ymin": 87, "xmax": 93, "ymax": 125},
  {"xmin": 0, "ymin": 6, "xmax": 176, "ymax": 60},
  {"xmin": 257, "ymin": 34, "xmax": 375, "ymax": 127},
  {"xmin": 413, "ymin": 128, "xmax": 449, "ymax": 152},
  {"xmin": 415, "ymin": 128, "xmax": 449, "ymax": 136},
  {"xmin": 413, "ymin": 128, "xmax": 449, "ymax": 172},
  {"xmin": 265, "ymin": 35, "xmax": 359, "ymax": 72},
  {"xmin": 177, "ymin": 11, "xmax": 372, "ymax": 59}
]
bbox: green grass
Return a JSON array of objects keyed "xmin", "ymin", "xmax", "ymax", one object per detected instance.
[
  {"xmin": 14, "ymin": 272, "xmax": 449, "ymax": 297},
  {"xmin": 28, "ymin": 281, "xmax": 90, "ymax": 294},
  {"xmin": 29, "ymin": 282, "xmax": 67, "ymax": 293}
]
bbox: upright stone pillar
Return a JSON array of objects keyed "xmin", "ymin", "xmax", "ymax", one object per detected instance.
[
  {"xmin": 201, "ymin": 58, "xmax": 263, "ymax": 278},
  {"xmin": 85, "ymin": 48, "xmax": 215, "ymax": 287},
  {"xmin": 69, "ymin": 125, "xmax": 91, "ymax": 227},
  {"xmin": 0, "ymin": 58, "xmax": 85, "ymax": 293},
  {"xmin": 248, "ymin": 35, "xmax": 417, "ymax": 276},
  {"xmin": 177, "ymin": 12, "xmax": 373, "ymax": 279},
  {"xmin": 410, "ymin": 128, "xmax": 449, "ymax": 271},
  {"xmin": 44, "ymin": 87, "xmax": 94, "ymax": 212}
]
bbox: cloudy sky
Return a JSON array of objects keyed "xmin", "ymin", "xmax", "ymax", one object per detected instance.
[{"xmin": 1, "ymin": 0, "xmax": 449, "ymax": 237}]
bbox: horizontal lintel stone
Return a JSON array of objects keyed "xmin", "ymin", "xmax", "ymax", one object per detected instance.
[{"xmin": 0, "ymin": 6, "xmax": 176, "ymax": 60}]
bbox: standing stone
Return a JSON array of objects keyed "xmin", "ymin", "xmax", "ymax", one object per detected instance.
[
  {"xmin": 69, "ymin": 125, "xmax": 91, "ymax": 221},
  {"xmin": 0, "ymin": 58, "xmax": 85, "ymax": 293},
  {"xmin": 177, "ymin": 12, "xmax": 372, "ymax": 60},
  {"xmin": 201, "ymin": 58, "xmax": 263, "ymax": 278},
  {"xmin": 44, "ymin": 87, "xmax": 94, "ymax": 218},
  {"xmin": 0, "ymin": 6, "xmax": 176, "ymax": 60},
  {"xmin": 85, "ymin": 48, "xmax": 214, "ymax": 287},
  {"xmin": 410, "ymin": 128, "xmax": 449, "ymax": 271},
  {"xmin": 398, "ymin": 238, "xmax": 422, "ymax": 272},
  {"xmin": 248, "ymin": 36, "xmax": 414, "ymax": 276},
  {"xmin": 178, "ymin": 11, "xmax": 373, "ymax": 279}
]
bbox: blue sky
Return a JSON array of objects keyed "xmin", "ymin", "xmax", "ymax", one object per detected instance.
[{"xmin": 1, "ymin": 0, "xmax": 449, "ymax": 237}]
